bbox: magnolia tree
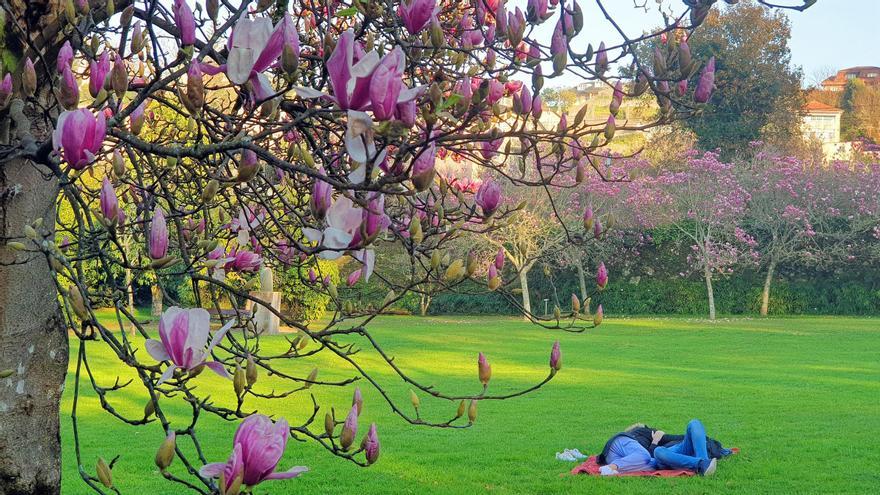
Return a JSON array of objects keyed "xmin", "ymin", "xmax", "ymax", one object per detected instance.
[
  {"xmin": 636, "ymin": 151, "xmax": 756, "ymax": 319},
  {"xmin": 738, "ymin": 147, "xmax": 837, "ymax": 315},
  {"xmin": 0, "ymin": 0, "xmax": 814, "ymax": 493}
]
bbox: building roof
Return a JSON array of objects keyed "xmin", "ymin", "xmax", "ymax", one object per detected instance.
[
  {"xmin": 803, "ymin": 100, "xmax": 843, "ymax": 114},
  {"xmin": 821, "ymin": 66, "xmax": 880, "ymax": 88}
]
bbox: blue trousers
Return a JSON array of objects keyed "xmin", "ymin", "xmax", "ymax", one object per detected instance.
[{"xmin": 654, "ymin": 419, "xmax": 712, "ymax": 472}]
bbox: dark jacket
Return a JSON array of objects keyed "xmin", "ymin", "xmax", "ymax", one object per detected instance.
[{"xmin": 596, "ymin": 426, "xmax": 731, "ymax": 466}]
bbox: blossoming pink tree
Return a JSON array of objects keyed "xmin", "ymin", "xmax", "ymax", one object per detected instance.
[
  {"xmin": 0, "ymin": 0, "xmax": 814, "ymax": 493},
  {"xmin": 738, "ymin": 147, "xmax": 836, "ymax": 315},
  {"xmin": 636, "ymin": 151, "xmax": 756, "ymax": 320}
]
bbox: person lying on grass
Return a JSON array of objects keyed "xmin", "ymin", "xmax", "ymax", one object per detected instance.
[{"xmin": 596, "ymin": 419, "xmax": 732, "ymax": 476}]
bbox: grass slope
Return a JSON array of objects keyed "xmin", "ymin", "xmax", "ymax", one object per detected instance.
[{"xmin": 61, "ymin": 315, "xmax": 880, "ymax": 494}]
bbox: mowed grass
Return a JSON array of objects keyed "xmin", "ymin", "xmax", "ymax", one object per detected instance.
[{"xmin": 61, "ymin": 315, "xmax": 880, "ymax": 494}]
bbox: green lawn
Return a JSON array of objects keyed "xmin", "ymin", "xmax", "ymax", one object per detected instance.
[{"xmin": 61, "ymin": 315, "xmax": 880, "ymax": 494}]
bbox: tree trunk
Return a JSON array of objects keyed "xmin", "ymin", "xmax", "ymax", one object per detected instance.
[
  {"xmin": 576, "ymin": 262, "xmax": 588, "ymax": 303},
  {"xmin": 419, "ymin": 293, "xmax": 431, "ymax": 316},
  {"xmin": 519, "ymin": 267, "xmax": 532, "ymax": 319},
  {"xmin": 704, "ymin": 264, "xmax": 716, "ymax": 320},
  {"xmin": 151, "ymin": 284, "xmax": 163, "ymax": 317},
  {"xmin": 0, "ymin": 158, "xmax": 67, "ymax": 495},
  {"xmin": 760, "ymin": 259, "xmax": 777, "ymax": 317}
]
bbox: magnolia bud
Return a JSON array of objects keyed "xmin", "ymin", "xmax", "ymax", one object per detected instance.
[
  {"xmin": 444, "ymin": 259, "xmax": 465, "ymax": 281},
  {"xmin": 68, "ymin": 285, "xmax": 89, "ymax": 320},
  {"xmin": 409, "ymin": 217, "xmax": 423, "ymax": 244},
  {"xmin": 455, "ymin": 400, "xmax": 466, "ymax": 419},
  {"xmin": 111, "ymin": 56, "xmax": 128, "ymax": 98},
  {"xmin": 144, "ymin": 398, "xmax": 156, "ymax": 418},
  {"xmin": 409, "ymin": 389, "xmax": 420, "ymax": 410},
  {"xmin": 550, "ymin": 341, "xmax": 562, "ymax": 371},
  {"xmin": 467, "ymin": 399, "xmax": 478, "ymax": 423},
  {"xmin": 22, "ymin": 58, "xmax": 36, "ymax": 97},
  {"xmin": 477, "ymin": 352, "xmax": 491, "ymax": 386},
  {"xmin": 111, "ymin": 151, "xmax": 125, "ymax": 177},
  {"xmin": 96, "ymin": 458, "xmax": 113, "ymax": 488},
  {"xmin": 324, "ymin": 411, "xmax": 335, "ymax": 437},
  {"xmin": 352, "ymin": 387, "xmax": 363, "ymax": 416},
  {"xmin": 236, "ymin": 150, "xmax": 259, "ymax": 182},
  {"xmin": 207, "ymin": 0, "xmax": 219, "ymax": 21},
  {"xmin": 201, "ymin": 179, "xmax": 220, "ymax": 202},
  {"xmin": 466, "ymin": 251, "xmax": 478, "ymax": 276},
  {"xmin": 246, "ymin": 354, "xmax": 258, "ymax": 386},
  {"xmin": 304, "ymin": 367, "xmax": 318, "ymax": 388},
  {"xmin": 233, "ymin": 364, "xmax": 246, "ymax": 397},
  {"xmin": 340, "ymin": 405, "xmax": 358, "ymax": 450},
  {"xmin": 155, "ymin": 432, "xmax": 176, "ymax": 471},
  {"xmin": 571, "ymin": 294, "xmax": 580, "ymax": 314},
  {"xmin": 593, "ymin": 305, "xmax": 604, "ymax": 326}
]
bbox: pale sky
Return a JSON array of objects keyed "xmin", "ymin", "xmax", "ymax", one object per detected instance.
[{"xmin": 532, "ymin": 0, "xmax": 877, "ymax": 88}]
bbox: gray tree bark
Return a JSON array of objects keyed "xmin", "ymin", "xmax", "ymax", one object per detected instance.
[
  {"xmin": 704, "ymin": 263, "xmax": 716, "ymax": 321},
  {"xmin": 0, "ymin": 158, "xmax": 67, "ymax": 495},
  {"xmin": 151, "ymin": 283, "xmax": 163, "ymax": 317},
  {"xmin": 519, "ymin": 267, "xmax": 532, "ymax": 319},
  {"xmin": 760, "ymin": 259, "xmax": 777, "ymax": 317},
  {"xmin": 576, "ymin": 262, "xmax": 588, "ymax": 303}
]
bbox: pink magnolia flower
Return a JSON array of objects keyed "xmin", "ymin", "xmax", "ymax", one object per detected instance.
[
  {"xmin": 173, "ymin": 0, "xmax": 196, "ymax": 46},
  {"xmin": 369, "ymin": 48, "xmax": 405, "ymax": 121},
  {"xmin": 299, "ymin": 29, "xmax": 379, "ymax": 110},
  {"xmin": 310, "ymin": 169, "xmax": 333, "ymax": 220},
  {"xmin": 475, "ymin": 179, "xmax": 501, "ymax": 217},
  {"xmin": 58, "ymin": 65, "xmax": 79, "ymax": 109},
  {"xmin": 200, "ymin": 414, "xmax": 308, "ymax": 489},
  {"xmin": 527, "ymin": 0, "xmax": 549, "ymax": 22},
  {"xmin": 145, "ymin": 307, "xmax": 233, "ymax": 384},
  {"xmin": 302, "ymin": 196, "xmax": 363, "ymax": 259},
  {"xmin": 200, "ymin": 14, "xmax": 297, "ymax": 102},
  {"xmin": 89, "ymin": 51, "xmax": 110, "ymax": 98},
  {"xmin": 363, "ymin": 423, "xmax": 380, "ymax": 465},
  {"xmin": 410, "ymin": 142, "xmax": 438, "ymax": 191},
  {"xmin": 694, "ymin": 56, "xmax": 715, "ymax": 103},
  {"xmin": 228, "ymin": 249, "xmax": 262, "ymax": 272},
  {"xmin": 100, "ymin": 177, "xmax": 125, "ymax": 225},
  {"xmin": 398, "ymin": 0, "xmax": 439, "ymax": 35},
  {"xmin": 494, "ymin": 248, "xmax": 505, "ymax": 270},
  {"xmin": 52, "ymin": 109, "xmax": 106, "ymax": 169},
  {"xmin": 57, "ymin": 41, "xmax": 73, "ymax": 73},
  {"xmin": 550, "ymin": 341, "xmax": 561, "ymax": 370},
  {"xmin": 596, "ymin": 262, "xmax": 608, "ymax": 289},
  {"xmin": 130, "ymin": 100, "xmax": 146, "ymax": 134},
  {"xmin": 149, "ymin": 207, "xmax": 169, "ymax": 260}
]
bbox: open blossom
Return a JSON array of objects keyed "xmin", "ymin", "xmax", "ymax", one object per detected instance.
[
  {"xmin": 475, "ymin": 179, "xmax": 501, "ymax": 217},
  {"xmin": 200, "ymin": 414, "xmax": 308, "ymax": 490},
  {"xmin": 228, "ymin": 249, "xmax": 262, "ymax": 272},
  {"xmin": 146, "ymin": 307, "xmax": 233, "ymax": 384},
  {"xmin": 200, "ymin": 14, "xmax": 296, "ymax": 102},
  {"xmin": 52, "ymin": 109, "xmax": 106, "ymax": 169},
  {"xmin": 398, "ymin": 0, "xmax": 439, "ymax": 35},
  {"xmin": 173, "ymin": 0, "xmax": 196, "ymax": 46},
  {"xmin": 303, "ymin": 196, "xmax": 363, "ymax": 259}
]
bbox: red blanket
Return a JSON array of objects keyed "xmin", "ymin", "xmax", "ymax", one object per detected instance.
[{"xmin": 570, "ymin": 449, "xmax": 738, "ymax": 478}]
